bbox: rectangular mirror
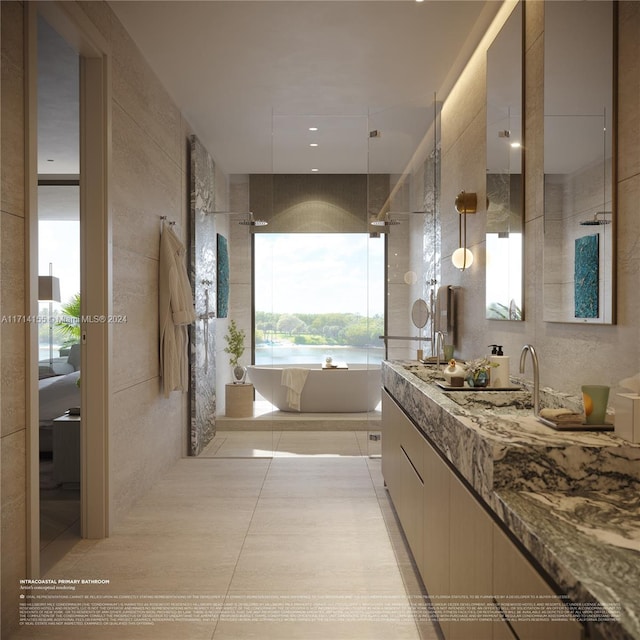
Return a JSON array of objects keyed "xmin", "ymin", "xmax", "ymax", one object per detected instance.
[
  {"xmin": 486, "ymin": 2, "xmax": 523, "ymax": 321},
  {"xmin": 543, "ymin": 1, "xmax": 615, "ymax": 324}
]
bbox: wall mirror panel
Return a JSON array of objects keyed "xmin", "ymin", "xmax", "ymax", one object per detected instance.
[
  {"xmin": 486, "ymin": 2, "xmax": 523, "ymax": 321},
  {"xmin": 543, "ymin": 1, "xmax": 615, "ymax": 324}
]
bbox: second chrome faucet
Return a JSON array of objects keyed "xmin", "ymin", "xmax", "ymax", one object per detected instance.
[{"xmin": 519, "ymin": 344, "xmax": 540, "ymax": 415}]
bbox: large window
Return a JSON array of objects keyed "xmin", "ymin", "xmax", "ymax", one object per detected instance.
[{"xmin": 254, "ymin": 233, "xmax": 385, "ymax": 365}]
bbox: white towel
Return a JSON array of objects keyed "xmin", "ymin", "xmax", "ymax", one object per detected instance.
[{"xmin": 281, "ymin": 368, "xmax": 310, "ymax": 411}]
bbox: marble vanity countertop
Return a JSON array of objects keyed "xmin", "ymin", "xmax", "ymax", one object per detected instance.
[{"xmin": 382, "ymin": 360, "xmax": 640, "ymax": 640}]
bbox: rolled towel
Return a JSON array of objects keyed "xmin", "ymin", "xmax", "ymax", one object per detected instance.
[{"xmin": 281, "ymin": 368, "xmax": 310, "ymax": 411}]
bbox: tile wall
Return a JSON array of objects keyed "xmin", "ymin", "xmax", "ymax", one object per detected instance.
[
  {"xmin": 1, "ymin": 1, "xmax": 28, "ymax": 632},
  {"xmin": 440, "ymin": 1, "xmax": 640, "ymax": 395}
]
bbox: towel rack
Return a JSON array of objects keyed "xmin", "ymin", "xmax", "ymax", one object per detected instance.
[{"xmin": 160, "ymin": 215, "xmax": 176, "ymax": 227}]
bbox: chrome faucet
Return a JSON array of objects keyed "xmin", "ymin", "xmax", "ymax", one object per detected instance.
[
  {"xmin": 519, "ymin": 344, "xmax": 540, "ymax": 415},
  {"xmin": 435, "ymin": 331, "xmax": 445, "ymax": 370}
]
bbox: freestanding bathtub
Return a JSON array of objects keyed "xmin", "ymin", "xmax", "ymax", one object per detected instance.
[{"xmin": 247, "ymin": 364, "xmax": 381, "ymax": 413}]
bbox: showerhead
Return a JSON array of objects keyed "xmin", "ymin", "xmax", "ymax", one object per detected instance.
[
  {"xmin": 579, "ymin": 212, "xmax": 611, "ymax": 226},
  {"xmin": 370, "ymin": 212, "xmax": 401, "ymax": 227},
  {"xmin": 238, "ymin": 212, "xmax": 268, "ymax": 227}
]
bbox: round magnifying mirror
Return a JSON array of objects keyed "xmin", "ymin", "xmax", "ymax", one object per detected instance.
[{"xmin": 411, "ymin": 298, "xmax": 429, "ymax": 329}]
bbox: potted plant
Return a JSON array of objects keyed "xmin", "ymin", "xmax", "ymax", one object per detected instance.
[
  {"xmin": 55, "ymin": 292, "xmax": 81, "ymax": 354},
  {"xmin": 464, "ymin": 357, "xmax": 498, "ymax": 388},
  {"xmin": 224, "ymin": 319, "xmax": 247, "ymax": 383}
]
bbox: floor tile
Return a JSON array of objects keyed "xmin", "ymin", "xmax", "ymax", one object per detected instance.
[
  {"xmin": 11, "ymin": 438, "xmax": 438, "ymax": 640},
  {"xmin": 248, "ymin": 496, "xmax": 388, "ymax": 536},
  {"xmin": 228, "ymin": 532, "xmax": 407, "ymax": 595},
  {"xmin": 212, "ymin": 620, "xmax": 423, "ymax": 640},
  {"xmin": 275, "ymin": 430, "xmax": 362, "ymax": 456}
]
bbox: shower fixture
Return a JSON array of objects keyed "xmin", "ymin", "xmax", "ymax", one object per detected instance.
[
  {"xmin": 238, "ymin": 212, "xmax": 268, "ymax": 227},
  {"xmin": 370, "ymin": 212, "xmax": 401, "ymax": 227},
  {"xmin": 579, "ymin": 211, "xmax": 611, "ymax": 226},
  {"xmin": 209, "ymin": 211, "xmax": 267, "ymax": 226},
  {"xmin": 369, "ymin": 210, "xmax": 427, "ymax": 227}
]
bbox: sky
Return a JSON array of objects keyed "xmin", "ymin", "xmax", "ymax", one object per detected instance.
[
  {"xmin": 39, "ymin": 226, "xmax": 385, "ymax": 318},
  {"xmin": 254, "ymin": 233, "xmax": 385, "ymax": 317}
]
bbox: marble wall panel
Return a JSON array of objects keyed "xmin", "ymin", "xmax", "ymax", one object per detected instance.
[
  {"xmin": 229, "ymin": 283, "xmax": 252, "ymax": 332},
  {"xmin": 0, "ymin": 430, "xmax": 26, "ymax": 633},
  {"xmin": 1, "ymin": 1, "xmax": 24, "ymax": 70},
  {"xmin": 110, "ymin": 378, "xmax": 183, "ymax": 525},
  {"xmin": 1, "ymin": 55, "xmax": 25, "ymax": 218},
  {"xmin": 525, "ymin": 215, "xmax": 545, "ymax": 328},
  {"xmin": 180, "ymin": 118, "xmax": 195, "ymax": 231},
  {"xmin": 441, "ymin": 50, "xmax": 486, "ymax": 158},
  {"xmin": 616, "ymin": 176, "xmax": 640, "ymax": 331},
  {"xmin": 77, "ymin": 0, "xmax": 195, "ymax": 522},
  {"xmin": 524, "ymin": 0, "xmax": 544, "ymax": 54},
  {"xmin": 77, "ymin": 0, "xmax": 112, "ymax": 43},
  {"xmin": 110, "ymin": 10, "xmax": 181, "ymax": 165},
  {"xmin": 111, "ymin": 247, "xmax": 159, "ymax": 392},
  {"xmin": 111, "ymin": 103, "xmax": 182, "ymax": 260},
  {"xmin": 435, "ymin": 0, "xmax": 640, "ymax": 397},
  {"xmin": 230, "ymin": 174, "xmax": 250, "ymax": 213},
  {"xmin": 0, "ymin": 212, "xmax": 25, "ymax": 436},
  {"xmin": 189, "ymin": 135, "xmax": 217, "ymax": 455},
  {"xmin": 618, "ymin": 2, "xmax": 640, "ymax": 183},
  {"xmin": 1, "ymin": 5, "xmax": 26, "ymax": 636},
  {"xmin": 229, "ymin": 218, "xmax": 252, "ymax": 285}
]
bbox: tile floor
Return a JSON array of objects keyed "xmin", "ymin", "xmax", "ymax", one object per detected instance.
[
  {"xmin": 200, "ymin": 429, "xmax": 379, "ymax": 458},
  {"xmin": 12, "ymin": 431, "xmax": 440, "ymax": 640}
]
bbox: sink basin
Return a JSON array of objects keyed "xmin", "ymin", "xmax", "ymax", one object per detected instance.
[
  {"xmin": 442, "ymin": 389, "xmax": 534, "ymax": 414},
  {"xmin": 403, "ymin": 364, "xmax": 442, "ymax": 384}
]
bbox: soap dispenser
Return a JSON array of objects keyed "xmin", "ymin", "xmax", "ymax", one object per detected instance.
[{"xmin": 489, "ymin": 345, "xmax": 510, "ymax": 388}]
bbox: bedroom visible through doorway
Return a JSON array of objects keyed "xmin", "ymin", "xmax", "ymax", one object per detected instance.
[{"xmin": 36, "ymin": 15, "xmax": 81, "ymax": 572}]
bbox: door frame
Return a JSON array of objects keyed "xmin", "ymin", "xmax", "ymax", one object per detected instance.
[{"xmin": 26, "ymin": 0, "xmax": 112, "ymax": 575}]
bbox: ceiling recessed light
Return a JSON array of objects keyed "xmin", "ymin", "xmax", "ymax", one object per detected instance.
[
  {"xmin": 311, "ymin": 168, "xmax": 319, "ymax": 172},
  {"xmin": 308, "ymin": 127, "xmax": 318, "ymax": 131},
  {"xmin": 309, "ymin": 143, "xmax": 318, "ymax": 147}
]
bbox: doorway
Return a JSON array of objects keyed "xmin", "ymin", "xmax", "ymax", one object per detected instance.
[
  {"xmin": 27, "ymin": 2, "xmax": 111, "ymax": 576},
  {"xmin": 36, "ymin": 15, "xmax": 82, "ymax": 572}
]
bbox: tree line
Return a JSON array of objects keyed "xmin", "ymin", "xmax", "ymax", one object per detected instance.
[{"xmin": 255, "ymin": 311, "xmax": 384, "ymax": 347}]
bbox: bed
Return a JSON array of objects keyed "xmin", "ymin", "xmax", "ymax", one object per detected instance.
[{"xmin": 39, "ymin": 370, "xmax": 81, "ymax": 453}]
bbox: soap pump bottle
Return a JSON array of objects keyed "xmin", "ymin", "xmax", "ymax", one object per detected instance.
[{"xmin": 488, "ymin": 345, "xmax": 510, "ymax": 388}]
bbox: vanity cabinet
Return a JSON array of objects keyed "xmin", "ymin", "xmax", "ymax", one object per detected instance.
[
  {"xmin": 492, "ymin": 525, "xmax": 584, "ymax": 640},
  {"xmin": 381, "ymin": 388, "xmax": 402, "ymax": 506},
  {"xmin": 449, "ymin": 471, "xmax": 494, "ymax": 640},
  {"xmin": 422, "ymin": 434, "xmax": 451, "ymax": 635},
  {"xmin": 382, "ymin": 388, "xmax": 585, "ymax": 640},
  {"xmin": 381, "ymin": 388, "xmax": 424, "ymax": 570}
]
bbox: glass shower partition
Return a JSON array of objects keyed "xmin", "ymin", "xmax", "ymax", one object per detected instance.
[{"xmin": 366, "ymin": 102, "xmax": 440, "ymax": 455}]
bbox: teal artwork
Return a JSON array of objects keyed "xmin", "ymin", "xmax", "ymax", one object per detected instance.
[
  {"xmin": 574, "ymin": 234, "xmax": 599, "ymax": 318},
  {"xmin": 217, "ymin": 234, "xmax": 229, "ymax": 318}
]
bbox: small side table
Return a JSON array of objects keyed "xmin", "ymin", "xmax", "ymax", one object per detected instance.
[
  {"xmin": 52, "ymin": 413, "xmax": 81, "ymax": 486},
  {"xmin": 225, "ymin": 383, "xmax": 254, "ymax": 418}
]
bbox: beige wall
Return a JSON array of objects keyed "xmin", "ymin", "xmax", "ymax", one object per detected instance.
[
  {"xmin": 439, "ymin": 0, "xmax": 640, "ymax": 395},
  {"xmin": 1, "ymin": 1, "xmax": 28, "ymax": 632},
  {"xmin": 1, "ymin": 2, "xmax": 213, "ymax": 633},
  {"xmin": 2, "ymin": 0, "xmax": 639, "ymax": 635},
  {"xmin": 96, "ymin": 0, "xmax": 192, "ymax": 523}
]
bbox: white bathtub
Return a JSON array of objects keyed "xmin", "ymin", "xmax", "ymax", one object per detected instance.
[{"xmin": 247, "ymin": 364, "xmax": 381, "ymax": 413}]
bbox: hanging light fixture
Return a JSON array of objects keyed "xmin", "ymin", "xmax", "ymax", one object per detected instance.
[{"xmin": 451, "ymin": 191, "xmax": 477, "ymax": 271}]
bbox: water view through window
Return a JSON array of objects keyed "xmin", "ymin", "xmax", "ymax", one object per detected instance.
[{"xmin": 254, "ymin": 233, "xmax": 385, "ymax": 366}]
